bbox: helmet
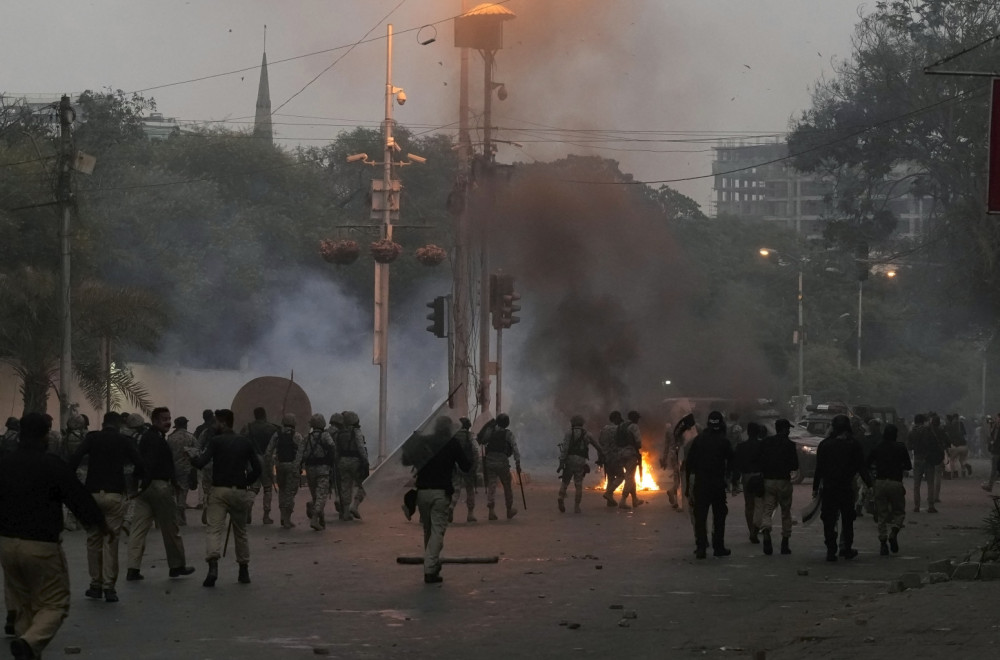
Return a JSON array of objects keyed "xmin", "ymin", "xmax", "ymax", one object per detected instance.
[
  {"xmin": 434, "ymin": 416, "xmax": 454, "ymax": 435},
  {"xmin": 342, "ymin": 411, "xmax": 360, "ymax": 427},
  {"xmin": 496, "ymin": 413, "xmax": 510, "ymax": 428},
  {"xmin": 281, "ymin": 413, "xmax": 296, "ymax": 428},
  {"xmin": 831, "ymin": 414, "xmax": 851, "ymax": 434},
  {"xmin": 126, "ymin": 413, "xmax": 145, "ymax": 430},
  {"xmin": 67, "ymin": 414, "xmax": 86, "ymax": 431},
  {"xmin": 459, "ymin": 417, "xmax": 472, "ymax": 430},
  {"xmin": 5, "ymin": 417, "xmax": 18, "ymax": 430},
  {"xmin": 706, "ymin": 411, "xmax": 725, "ymax": 431},
  {"xmin": 609, "ymin": 410, "xmax": 623, "ymax": 424},
  {"xmin": 329, "ymin": 412, "xmax": 344, "ymax": 427},
  {"xmin": 309, "ymin": 414, "xmax": 327, "ymax": 430},
  {"xmin": 570, "ymin": 415, "xmax": 585, "ymax": 427},
  {"xmin": 627, "ymin": 410, "xmax": 641, "ymax": 423}
]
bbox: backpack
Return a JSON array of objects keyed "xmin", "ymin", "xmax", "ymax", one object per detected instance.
[
  {"xmin": 568, "ymin": 428, "xmax": 589, "ymax": 458},
  {"xmin": 275, "ymin": 429, "xmax": 297, "ymax": 463},
  {"xmin": 614, "ymin": 422, "xmax": 632, "ymax": 448},
  {"xmin": 485, "ymin": 428, "xmax": 512, "ymax": 456}
]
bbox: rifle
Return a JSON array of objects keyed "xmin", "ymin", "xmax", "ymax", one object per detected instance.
[{"xmin": 516, "ymin": 465, "xmax": 527, "ymax": 510}]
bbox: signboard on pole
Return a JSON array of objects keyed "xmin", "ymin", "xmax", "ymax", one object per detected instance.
[{"xmin": 989, "ymin": 79, "xmax": 1000, "ymax": 213}]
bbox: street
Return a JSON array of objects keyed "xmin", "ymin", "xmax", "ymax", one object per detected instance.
[{"xmin": 46, "ymin": 458, "xmax": 998, "ymax": 659}]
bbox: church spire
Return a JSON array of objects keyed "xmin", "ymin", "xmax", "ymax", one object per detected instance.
[{"xmin": 253, "ymin": 25, "xmax": 273, "ymax": 143}]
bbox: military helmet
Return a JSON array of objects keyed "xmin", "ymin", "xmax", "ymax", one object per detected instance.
[
  {"xmin": 66, "ymin": 414, "xmax": 86, "ymax": 431},
  {"xmin": 434, "ymin": 416, "xmax": 454, "ymax": 435},
  {"xmin": 627, "ymin": 410, "xmax": 641, "ymax": 423},
  {"xmin": 496, "ymin": 413, "xmax": 510, "ymax": 428},
  {"xmin": 309, "ymin": 414, "xmax": 327, "ymax": 430},
  {"xmin": 329, "ymin": 412, "xmax": 344, "ymax": 427},
  {"xmin": 570, "ymin": 415, "xmax": 585, "ymax": 427},
  {"xmin": 342, "ymin": 411, "xmax": 360, "ymax": 427},
  {"xmin": 281, "ymin": 413, "xmax": 296, "ymax": 428},
  {"xmin": 4, "ymin": 417, "xmax": 18, "ymax": 430},
  {"xmin": 125, "ymin": 413, "xmax": 145, "ymax": 429}
]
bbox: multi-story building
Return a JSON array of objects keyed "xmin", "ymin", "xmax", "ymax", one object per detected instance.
[{"xmin": 712, "ymin": 139, "xmax": 932, "ymax": 238}]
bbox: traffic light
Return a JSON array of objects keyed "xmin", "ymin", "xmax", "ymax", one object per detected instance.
[
  {"xmin": 500, "ymin": 291, "xmax": 521, "ymax": 328},
  {"xmin": 426, "ymin": 296, "xmax": 447, "ymax": 338}
]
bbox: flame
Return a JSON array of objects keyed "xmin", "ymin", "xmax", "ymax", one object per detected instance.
[{"xmin": 596, "ymin": 448, "xmax": 660, "ymax": 492}]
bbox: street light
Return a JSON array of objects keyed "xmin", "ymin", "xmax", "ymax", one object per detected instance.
[
  {"xmin": 759, "ymin": 247, "xmax": 805, "ymax": 400},
  {"xmin": 855, "ymin": 264, "xmax": 898, "ymax": 371}
]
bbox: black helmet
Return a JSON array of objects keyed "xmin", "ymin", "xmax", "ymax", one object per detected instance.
[
  {"xmin": 496, "ymin": 413, "xmax": 510, "ymax": 428},
  {"xmin": 570, "ymin": 415, "xmax": 585, "ymax": 427},
  {"xmin": 627, "ymin": 410, "xmax": 641, "ymax": 423},
  {"xmin": 706, "ymin": 411, "xmax": 725, "ymax": 431},
  {"xmin": 831, "ymin": 414, "xmax": 851, "ymax": 434},
  {"xmin": 609, "ymin": 411, "xmax": 623, "ymax": 424}
]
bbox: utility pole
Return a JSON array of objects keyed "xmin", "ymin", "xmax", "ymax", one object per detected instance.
[{"xmin": 57, "ymin": 95, "xmax": 74, "ymax": 428}]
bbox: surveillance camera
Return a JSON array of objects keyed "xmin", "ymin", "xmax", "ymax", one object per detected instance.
[
  {"xmin": 396, "ymin": 90, "xmax": 407, "ymax": 105},
  {"xmin": 407, "ymin": 153, "xmax": 427, "ymax": 164},
  {"xmin": 346, "ymin": 153, "xmax": 368, "ymax": 163}
]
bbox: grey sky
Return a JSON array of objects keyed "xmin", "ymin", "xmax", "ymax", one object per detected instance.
[{"xmin": 2, "ymin": 0, "xmax": 863, "ymax": 207}]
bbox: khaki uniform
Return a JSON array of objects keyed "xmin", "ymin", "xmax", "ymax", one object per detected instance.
[
  {"xmin": 333, "ymin": 426, "xmax": 369, "ymax": 520},
  {"xmin": 266, "ymin": 428, "xmax": 304, "ymax": 528},
  {"xmin": 302, "ymin": 429, "xmax": 336, "ymax": 528},
  {"xmin": 166, "ymin": 428, "xmax": 197, "ymax": 526}
]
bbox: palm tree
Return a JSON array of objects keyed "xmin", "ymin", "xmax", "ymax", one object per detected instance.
[{"xmin": 0, "ymin": 266, "xmax": 166, "ymax": 415}]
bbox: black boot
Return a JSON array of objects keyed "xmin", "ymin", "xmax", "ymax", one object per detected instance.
[
  {"xmin": 203, "ymin": 559, "xmax": 218, "ymax": 588},
  {"xmin": 762, "ymin": 530, "xmax": 773, "ymax": 555},
  {"xmin": 780, "ymin": 537, "xmax": 791, "ymax": 555},
  {"xmin": 880, "ymin": 540, "xmax": 889, "ymax": 556},
  {"xmin": 889, "ymin": 529, "xmax": 900, "ymax": 554},
  {"xmin": 238, "ymin": 563, "xmax": 251, "ymax": 584}
]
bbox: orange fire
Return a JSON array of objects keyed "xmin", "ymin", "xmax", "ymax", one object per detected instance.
[{"xmin": 596, "ymin": 448, "xmax": 660, "ymax": 492}]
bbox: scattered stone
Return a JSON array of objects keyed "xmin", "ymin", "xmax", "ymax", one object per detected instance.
[
  {"xmin": 595, "ymin": 565, "xmax": 603, "ymax": 570},
  {"xmin": 797, "ymin": 569, "xmax": 809, "ymax": 577},
  {"xmin": 926, "ymin": 559, "xmax": 954, "ymax": 576},
  {"xmin": 609, "ymin": 604, "xmax": 624, "ymax": 610},
  {"xmin": 863, "ymin": 637, "xmax": 876, "ymax": 643},
  {"xmin": 887, "ymin": 580, "xmax": 906, "ymax": 594},
  {"xmin": 312, "ymin": 648, "xmax": 331, "ymax": 656},
  {"xmin": 623, "ymin": 610, "xmax": 638, "ymax": 620},
  {"xmin": 567, "ymin": 623, "xmax": 581, "ymax": 630},
  {"xmin": 979, "ymin": 563, "xmax": 1000, "ymax": 581},
  {"xmin": 617, "ymin": 619, "xmax": 630, "ymax": 628},
  {"xmin": 928, "ymin": 572, "xmax": 950, "ymax": 584},
  {"xmin": 900, "ymin": 573, "xmax": 923, "ymax": 590},
  {"xmin": 559, "ymin": 621, "xmax": 568, "ymax": 627},
  {"xmin": 64, "ymin": 647, "xmax": 82, "ymax": 655},
  {"xmin": 952, "ymin": 562, "xmax": 981, "ymax": 580}
]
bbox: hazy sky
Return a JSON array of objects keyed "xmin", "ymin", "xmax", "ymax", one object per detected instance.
[{"xmin": 2, "ymin": 0, "xmax": 864, "ymax": 208}]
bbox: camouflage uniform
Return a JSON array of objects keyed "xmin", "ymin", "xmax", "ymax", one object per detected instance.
[
  {"xmin": 333, "ymin": 411, "xmax": 369, "ymax": 521},
  {"xmin": 166, "ymin": 422, "xmax": 197, "ymax": 527},
  {"xmin": 480, "ymin": 416, "xmax": 520, "ymax": 520},
  {"xmin": 302, "ymin": 414, "xmax": 336, "ymax": 530},
  {"xmin": 120, "ymin": 414, "xmax": 147, "ymax": 531},
  {"xmin": 558, "ymin": 416, "xmax": 602, "ymax": 513},
  {"xmin": 598, "ymin": 419, "xmax": 623, "ymax": 505},
  {"xmin": 266, "ymin": 415, "xmax": 303, "ymax": 529},
  {"xmin": 241, "ymin": 417, "xmax": 279, "ymax": 524},
  {"xmin": 448, "ymin": 422, "xmax": 479, "ymax": 523}
]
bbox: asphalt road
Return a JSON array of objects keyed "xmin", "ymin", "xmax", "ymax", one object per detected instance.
[{"xmin": 38, "ymin": 457, "xmax": 999, "ymax": 659}]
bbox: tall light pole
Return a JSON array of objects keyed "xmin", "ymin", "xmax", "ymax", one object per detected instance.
[
  {"xmin": 760, "ymin": 248, "xmax": 804, "ymax": 399},
  {"xmin": 58, "ymin": 95, "xmax": 75, "ymax": 428}
]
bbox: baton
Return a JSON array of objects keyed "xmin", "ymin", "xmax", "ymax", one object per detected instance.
[{"xmin": 516, "ymin": 467, "xmax": 527, "ymax": 510}]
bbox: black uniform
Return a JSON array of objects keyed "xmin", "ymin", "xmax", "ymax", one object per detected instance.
[
  {"xmin": 813, "ymin": 431, "xmax": 871, "ymax": 558},
  {"xmin": 685, "ymin": 428, "xmax": 733, "ymax": 555}
]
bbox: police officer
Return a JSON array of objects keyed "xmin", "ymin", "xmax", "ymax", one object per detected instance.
[
  {"xmin": 868, "ymin": 423, "xmax": 912, "ymax": 555},
  {"xmin": 302, "ymin": 414, "xmax": 336, "ymax": 530},
  {"xmin": 333, "ymin": 411, "xmax": 369, "ymax": 521},
  {"xmin": 757, "ymin": 419, "xmax": 799, "ymax": 555},
  {"xmin": 733, "ymin": 421, "xmax": 765, "ymax": 543},
  {"xmin": 241, "ymin": 407, "xmax": 278, "ymax": 525},
  {"xmin": 266, "ymin": 414, "xmax": 303, "ymax": 529},
  {"xmin": 813, "ymin": 414, "xmax": 871, "ymax": 561},
  {"xmin": 448, "ymin": 418, "xmax": 479, "ymax": 523},
  {"xmin": 557, "ymin": 415, "xmax": 602, "ymax": 513},
  {"xmin": 479, "ymin": 413, "xmax": 520, "ymax": 520},
  {"xmin": 685, "ymin": 410, "xmax": 733, "ymax": 559}
]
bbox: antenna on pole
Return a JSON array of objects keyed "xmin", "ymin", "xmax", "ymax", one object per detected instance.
[{"xmin": 263, "ymin": 24, "xmax": 267, "ymax": 53}]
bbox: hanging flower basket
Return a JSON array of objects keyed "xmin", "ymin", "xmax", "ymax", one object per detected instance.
[
  {"xmin": 370, "ymin": 239, "xmax": 403, "ymax": 264},
  {"xmin": 320, "ymin": 239, "xmax": 360, "ymax": 265},
  {"xmin": 415, "ymin": 244, "xmax": 447, "ymax": 267}
]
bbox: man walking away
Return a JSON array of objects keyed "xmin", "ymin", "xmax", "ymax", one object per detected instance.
[
  {"xmin": 757, "ymin": 419, "xmax": 798, "ymax": 555},
  {"xmin": 733, "ymin": 422, "xmax": 765, "ymax": 544},
  {"xmin": 0, "ymin": 413, "xmax": 111, "ymax": 660},
  {"xmin": 70, "ymin": 412, "xmax": 143, "ymax": 603},
  {"xmin": 814, "ymin": 415, "xmax": 871, "ymax": 561},
  {"xmin": 333, "ymin": 411, "xmax": 369, "ymax": 521},
  {"xmin": 266, "ymin": 415, "xmax": 303, "ymax": 529},
  {"xmin": 166, "ymin": 416, "xmax": 197, "ymax": 527},
  {"xmin": 241, "ymin": 407, "xmax": 278, "ymax": 525},
  {"xmin": 557, "ymin": 415, "xmax": 602, "ymax": 514},
  {"xmin": 126, "ymin": 407, "xmax": 195, "ymax": 581},
  {"xmin": 479, "ymin": 414, "xmax": 521, "ymax": 520},
  {"xmin": 190, "ymin": 409, "xmax": 261, "ymax": 587},
  {"xmin": 448, "ymin": 418, "xmax": 479, "ymax": 523},
  {"xmin": 402, "ymin": 417, "xmax": 472, "ymax": 584},
  {"xmin": 868, "ymin": 423, "xmax": 912, "ymax": 555},
  {"xmin": 685, "ymin": 411, "xmax": 734, "ymax": 559},
  {"xmin": 599, "ymin": 411, "xmax": 625, "ymax": 507},
  {"xmin": 302, "ymin": 415, "xmax": 336, "ymax": 530},
  {"xmin": 618, "ymin": 411, "xmax": 644, "ymax": 509},
  {"xmin": 909, "ymin": 414, "xmax": 936, "ymax": 511}
]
